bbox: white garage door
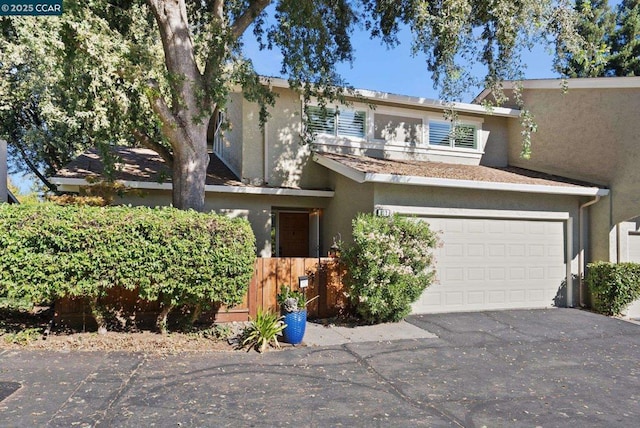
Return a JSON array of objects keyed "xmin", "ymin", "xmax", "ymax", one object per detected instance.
[{"xmin": 412, "ymin": 217, "xmax": 566, "ymax": 313}]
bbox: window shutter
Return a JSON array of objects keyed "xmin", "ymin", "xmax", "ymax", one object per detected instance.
[
  {"xmin": 429, "ymin": 122, "xmax": 451, "ymax": 146},
  {"xmin": 307, "ymin": 106, "xmax": 336, "ymax": 135},
  {"xmin": 454, "ymin": 125, "xmax": 476, "ymax": 149},
  {"xmin": 337, "ymin": 109, "xmax": 366, "ymax": 138}
]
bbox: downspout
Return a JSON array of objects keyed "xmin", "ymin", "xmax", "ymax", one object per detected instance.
[
  {"xmin": 263, "ymin": 120, "xmax": 269, "ymax": 184},
  {"xmin": 579, "ymin": 195, "xmax": 601, "ymax": 307}
]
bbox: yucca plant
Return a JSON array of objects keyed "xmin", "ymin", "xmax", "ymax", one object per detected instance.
[{"xmin": 242, "ymin": 309, "xmax": 286, "ymax": 353}]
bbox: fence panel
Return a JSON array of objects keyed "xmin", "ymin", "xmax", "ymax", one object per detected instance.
[{"xmin": 54, "ymin": 257, "xmax": 347, "ymax": 327}]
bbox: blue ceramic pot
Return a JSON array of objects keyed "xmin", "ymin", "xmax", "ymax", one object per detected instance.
[{"xmin": 282, "ymin": 310, "xmax": 307, "ymax": 344}]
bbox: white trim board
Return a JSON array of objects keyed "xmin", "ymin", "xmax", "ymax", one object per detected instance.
[
  {"xmin": 375, "ymin": 205, "xmax": 571, "ymax": 221},
  {"xmin": 50, "ymin": 177, "xmax": 335, "ymax": 198}
]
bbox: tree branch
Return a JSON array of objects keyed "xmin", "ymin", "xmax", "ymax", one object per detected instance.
[
  {"xmin": 132, "ymin": 129, "xmax": 174, "ymax": 169},
  {"xmin": 11, "ymin": 138, "xmax": 58, "ymax": 193},
  {"xmin": 230, "ymin": 0, "xmax": 272, "ymax": 40}
]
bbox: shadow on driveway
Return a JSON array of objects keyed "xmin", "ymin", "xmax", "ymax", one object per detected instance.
[{"xmin": 1, "ymin": 308, "xmax": 639, "ymax": 427}]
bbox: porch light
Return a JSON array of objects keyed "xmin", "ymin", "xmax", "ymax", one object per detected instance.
[{"xmin": 328, "ymin": 243, "xmax": 341, "ymax": 259}]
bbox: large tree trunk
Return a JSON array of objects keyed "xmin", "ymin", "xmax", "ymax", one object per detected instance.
[
  {"xmin": 146, "ymin": 0, "xmax": 212, "ymax": 211},
  {"xmin": 171, "ymin": 126, "xmax": 209, "ymax": 211}
]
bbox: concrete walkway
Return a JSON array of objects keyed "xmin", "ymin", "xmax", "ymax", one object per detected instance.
[
  {"xmin": 2, "ymin": 308, "xmax": 640, "ymax": 427},
  {"xmin": 303, "ymin": 319, "xmax": 437, "ymax": 346}
]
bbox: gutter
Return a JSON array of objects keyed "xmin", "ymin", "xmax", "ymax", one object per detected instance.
[{"xmin": 578, "ymin": 195, "xmax": 601, "ymax": 307}]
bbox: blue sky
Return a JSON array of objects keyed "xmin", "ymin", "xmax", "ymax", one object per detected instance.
[{"xmin": 243, "ymin": 25, "xmax": 559, "ymax": 102}]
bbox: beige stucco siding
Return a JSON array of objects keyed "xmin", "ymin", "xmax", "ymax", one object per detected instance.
[
  {"xmin": 509, "ymin": 87, "xmax": 640, "ymax": 225},
  {"xmin": 480, "ymin": 116, "xmax": 510, "ymax": 167},
  {"xmin": 505, "ymin": 86, "xmax": 640, "ymax": 263},
  {"xmin": 221, "ymin": 92, "xmax": 244, "ymax": 176},
  {"xmin": 114, "ymin": 189, "xmax": 330, "ymax": 257},
  {"xmin": 321, "ymin": 172, "xmax": 374, "ymax": 250}
]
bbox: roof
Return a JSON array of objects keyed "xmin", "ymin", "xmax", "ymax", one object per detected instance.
[
  {"xmin": 261, "ymin": 76, "xmax": 521, "ymax": 118},
  {"xmin": 474, "ymin": 76, "xmax": 640, "ymax": 104},
  {"xmin": 51, "ymin": 147, "xmax": 335, "ymax": 198},
  {"xmin": 54, "ymin": 147, "xmax": 243, "ymax": 186},
  {"xmin": 314, "ymin": 152, "xmax": 608, "ymax": 197}
]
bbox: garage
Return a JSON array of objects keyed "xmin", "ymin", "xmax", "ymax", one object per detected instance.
[{"xmin": 411, "ymin": 216, "xmax": 567, "ymax": 314}]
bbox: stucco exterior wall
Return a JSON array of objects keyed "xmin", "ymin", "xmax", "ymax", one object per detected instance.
[
  {"xmin": 321, "ymin": 172, "xmax": 374, "ymax": 251},
  {"xmin": 480, "ymin": 116, "xmax": 510, "ymax": 167},
  {"xmin": 114, "ymin": 189, "xmax": 330, "ymax": 257},
  {"xmin": 508, "ymin": 87, "xmax": 640, "ymax": 225},
  {"xmin": 221, "ymin": 92, "xmax": 244, "ymax": 177}
]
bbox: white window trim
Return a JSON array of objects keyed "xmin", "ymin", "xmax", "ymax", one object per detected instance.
[
  {"xmin": 426, "ymin": 114, "xmax": 484, "ymax": 153},
  {"xmin": 304, "ymin": 98, "xmax": 486, "ymax": 156},
  {"xmin": 305, "ymin": 103, "xmax": 368, "ymax": 141}
]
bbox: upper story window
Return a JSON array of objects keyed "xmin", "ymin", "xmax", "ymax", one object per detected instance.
[
  {"xmin": 374, "ymin": 113, "xmax": 423, "ymax": 144},
  {"xmin": 307, "ymin": 106, "xmax": 366, "ymax": 139},
  {"xmin": 428, "ymin": 121, "xmax": 477, "ymax": 150}
]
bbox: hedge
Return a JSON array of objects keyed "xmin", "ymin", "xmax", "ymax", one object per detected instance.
[
  {"xmin": 0, "ymin": 204, "xmax": 256, "ymax": 332},
  {"xmin": 585, "ymin": 261, "xmax": 640, "ymax": 316}
]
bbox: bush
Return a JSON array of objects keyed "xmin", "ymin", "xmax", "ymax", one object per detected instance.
[
  {"xmin": 586, "ymin": 261, "xmax": 640, "ymax": 316},
  {"xmin": 342, "ymin": 213, "xmax": 438, "ymax": 324},
  {"xmin": 0, "ymin": 204, "xmax": 256, "ymax": 332}
]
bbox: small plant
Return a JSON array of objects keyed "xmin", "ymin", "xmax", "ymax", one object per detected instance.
[
  {"xmin": 188, "ymin": 324, "xmax": 233, "ymax": 340},
  {"xmin": 2, "ymin": 328, "xmax": 41, "ymax": 345},
  {"xmin": 277, "ymin": 285, "xmax": 319, "ymax": 313},
  {"xmin": 242, "ymin": 309, "xmax": 286, "ymax": 353}
]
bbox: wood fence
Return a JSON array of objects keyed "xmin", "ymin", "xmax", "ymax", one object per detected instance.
[{"xmin": 54, "ymin": 257, "xmax": 348, "ymax": 328}]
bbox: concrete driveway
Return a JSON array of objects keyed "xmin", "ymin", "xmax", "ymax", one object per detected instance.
[{"xmin": 1, "ymin": 308, "xmax": 639, "ymax": 427}]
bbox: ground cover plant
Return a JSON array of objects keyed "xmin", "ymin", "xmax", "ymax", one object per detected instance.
[{"xmin": 0, "ymin": 203, "xmax": 256, "ymax": 334}]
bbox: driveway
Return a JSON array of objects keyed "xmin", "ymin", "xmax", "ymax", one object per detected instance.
[{"xmin": 1, "ymin": 308, "xmax": 639, "ymax": 427}]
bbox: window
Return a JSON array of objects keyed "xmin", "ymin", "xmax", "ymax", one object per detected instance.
[
  {"xmin": 428, "ymin": 121, "xmax": 477, "ymax": 149},
  {"xmin": 374, "ymin": 113, "xmax": 423, "ymax": 144},
  {"xmin": 307, "ymin": 106, "xmax": 366, "ymax": 139}
]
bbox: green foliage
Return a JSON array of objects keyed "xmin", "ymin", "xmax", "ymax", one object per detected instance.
[
  {"xmin": 342, "ymin": 213, "xmax": 438, "ymax": 324},
  {"xmin": 559, "ymin": 0, "xmax": 616, "ymax": 78},
  {"xmin": 609, "ymin": 0, "xmax": 640, "ymax": 76},
  {"xmin": 242, "ymin": 309, "xmax": 286, "ymax": 353},
  {"xmin": 0, "ymin": 204, "xmax": 256, "ymax": 330},
  {"xmin": 586, "ymin": 261, "xmax": 640, "ymax": 316},
  {"xmin": 3, "ymin": 1, "xmax": 586, "ymax": 206},
  {"xmin": 277, "ymin": 285, "xmax": 306, "ymax": 313},
  {"xmin": 2, "ymin": 327, "xmax": 41, "ymax": 345}
]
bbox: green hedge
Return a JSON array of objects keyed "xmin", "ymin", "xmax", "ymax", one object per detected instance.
[
  {"xmin": 342, "ymin": 213, "xmax": 437, "ymax": 324},
  {"xmin": 0, "ymin": 204, "xmax": 256, "ymax": 331},
  {"xmin": 586, "ymin": 261, "xmax": 640, "ymax": 316}
]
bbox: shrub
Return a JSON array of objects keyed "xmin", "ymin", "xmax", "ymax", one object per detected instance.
[
  {"xmin": 0, "ymin": 203, "xmax": 256, "ymax": 333},
  {"xmin": 242, "ymin": 309, "xmax": 286, "ymax": 353},
  {"xmin": 342, "ymin": 213, "xmax": 438, "ymax": 324},
  {"xmin": 586, "ymin": 261, "xmax": 640, "ymax": 316}
]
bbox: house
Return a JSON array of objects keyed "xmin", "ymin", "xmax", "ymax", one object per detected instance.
[{"xmin": 53, "ymin": 76, "xmax": 640, "ymax": 315}]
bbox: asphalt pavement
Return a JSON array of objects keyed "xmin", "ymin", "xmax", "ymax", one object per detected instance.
[{"xmin": 1, "ymin": 308, "xmax": 640, "ymax": 427}]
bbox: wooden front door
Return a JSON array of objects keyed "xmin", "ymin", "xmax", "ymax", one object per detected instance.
[{"xmin": 278, "ymin": 212, "xmax": 310, "ymax": 257}]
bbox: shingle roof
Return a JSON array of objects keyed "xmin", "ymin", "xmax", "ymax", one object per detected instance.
[
  {"xmin": 54, "ymin": 147, "xmax": 243, "ymax": 186},
  {"xmin": 316, "ymin": 152, "xmax": 600, "ymax": 188}
]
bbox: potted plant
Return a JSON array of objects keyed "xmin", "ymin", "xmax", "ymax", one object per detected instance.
[{"xmin": 277, "ymin": 285, "xmax": 317, "ymax": 345}]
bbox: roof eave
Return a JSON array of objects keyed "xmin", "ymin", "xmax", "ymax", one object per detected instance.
[{"xmin": 49, "ymin": 177, "xmax": 335, "ymax": 198}]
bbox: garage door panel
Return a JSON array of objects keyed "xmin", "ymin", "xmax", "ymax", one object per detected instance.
[{"xmin": 412, "ymin": 217, "xmax": 566, "ymax": 314}]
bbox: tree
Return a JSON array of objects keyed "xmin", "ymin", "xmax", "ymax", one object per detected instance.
[
  {"xmin": 2, "ymin": 1, "xmax": 583, "ymax": 211},
  {"xmin": 609, "ymin": 0, "xmax": 640, "ymax": 76},
  {"xmin": 559, "ymin": 0, "xmax": 615, "ymax": 77}
]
